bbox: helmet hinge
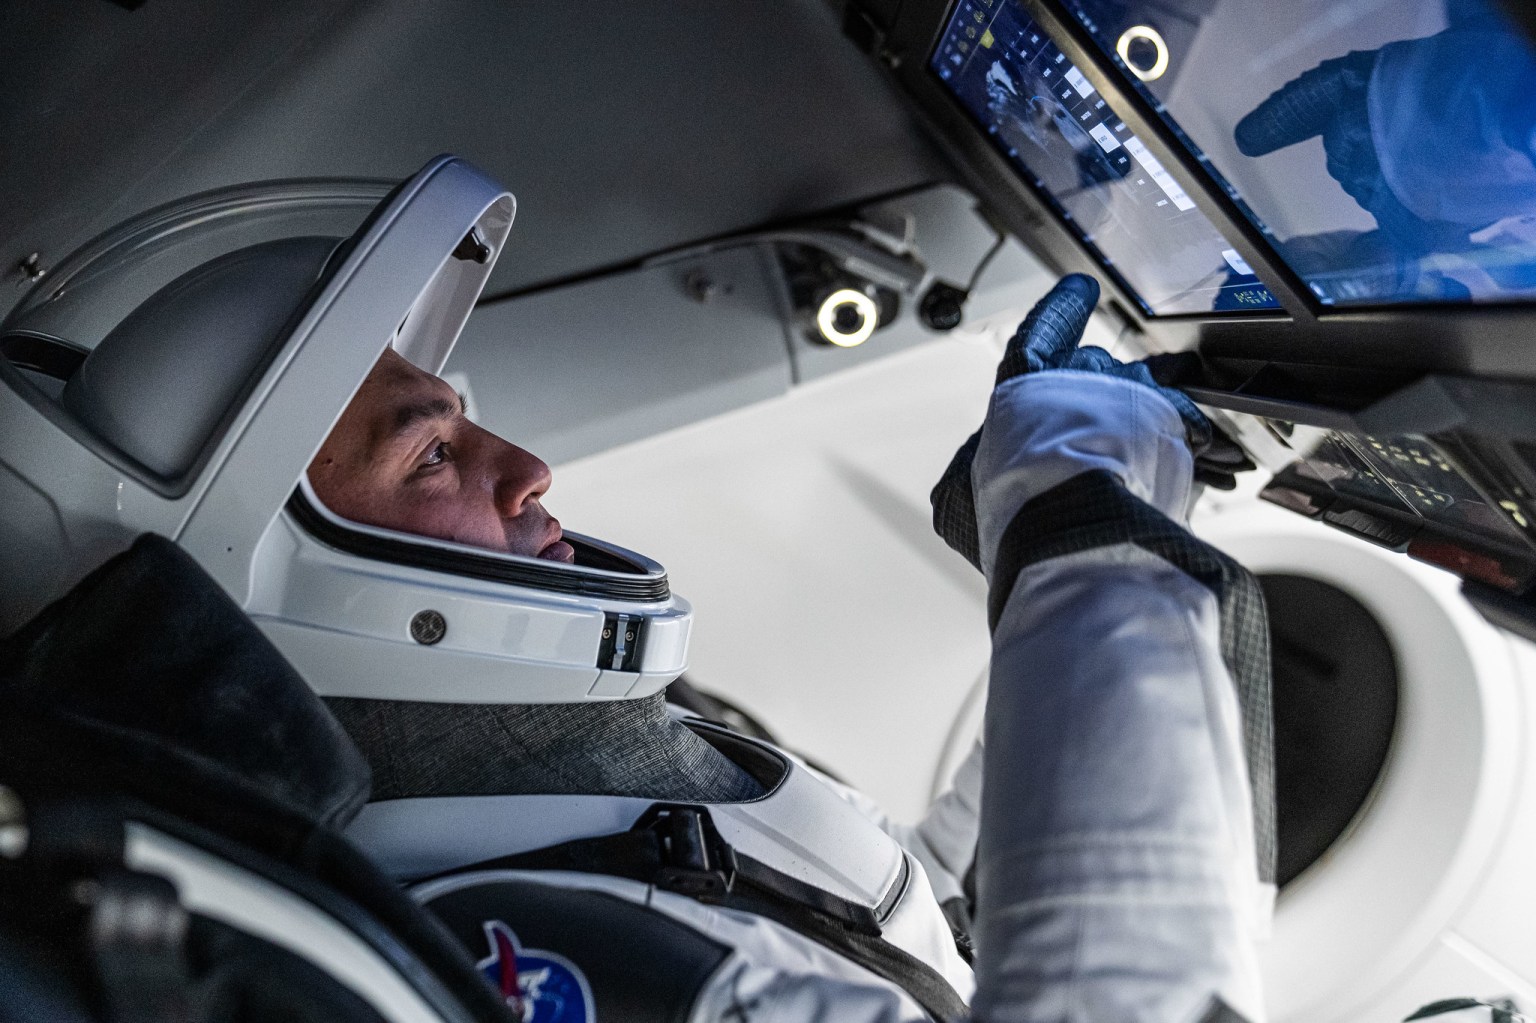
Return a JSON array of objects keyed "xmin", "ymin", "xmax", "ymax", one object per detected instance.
[{"xmin": 597, "ymin": 613, "xmax": 644, "ymax": 672}]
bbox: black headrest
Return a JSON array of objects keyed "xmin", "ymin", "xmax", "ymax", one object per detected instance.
[
  {"xmin": 0, "ymin": 534, "xmax": 370, "ymax": 829},
  {"xmin": 62, "ymin": 236, "xmax": 339, "ymax": 482}
]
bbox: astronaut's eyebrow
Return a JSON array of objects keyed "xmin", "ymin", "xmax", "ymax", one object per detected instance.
[{"xmin": 392, "ymin": 395, "xmax": 462, "ymax": 435}]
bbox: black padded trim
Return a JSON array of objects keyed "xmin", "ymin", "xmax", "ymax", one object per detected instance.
[
  {"xmin": 0, "ymin": 537, "xmax": 517, "ymax": 1022},
  {"xmin": 987, "ymin": 469, "xmax": 1276, "ymax": 887},
  {"xmin": 288, "ymin": 490, "xmax": 669, "ymax": 602},
  {"xmin": 0, "ymin": 534, "xmax": 370, "ymax": 829}
]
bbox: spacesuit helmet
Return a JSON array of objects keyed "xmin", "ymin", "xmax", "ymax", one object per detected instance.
[{"xmin": 0, "ymin": 155, "xmax": 691, "ymax": 704}]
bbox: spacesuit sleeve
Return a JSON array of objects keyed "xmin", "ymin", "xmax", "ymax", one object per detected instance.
[{"xmin": 966, "ymin": 371, "xmax": 1274, "ymax": 1023}]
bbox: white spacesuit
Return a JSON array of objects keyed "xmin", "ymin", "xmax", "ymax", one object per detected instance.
[
  {"xmin": 375, "ymin": 355, "xmax": 1277, "ymax": 1023},
  {"xmin": 0, "ymin": 155, "xmax": 1275, "ymax": 1022}
]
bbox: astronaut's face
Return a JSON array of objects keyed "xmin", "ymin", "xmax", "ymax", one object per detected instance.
[{"xmin": 307, "ymin": 348, "xmax": 575, "ymax": 563}]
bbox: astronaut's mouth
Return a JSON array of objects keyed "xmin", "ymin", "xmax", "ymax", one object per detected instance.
[{"xmin": 537, "ymin": 539, "xmax": 576, "ymax": 564}]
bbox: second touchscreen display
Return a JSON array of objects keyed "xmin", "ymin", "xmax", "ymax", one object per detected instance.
[{"xmin": 932, "ymin": 0, "xmax": 1280, "ymax": 315}]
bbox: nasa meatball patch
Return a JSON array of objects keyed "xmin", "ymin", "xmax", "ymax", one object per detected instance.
[{"xmin": 478, "ymin": 919, "xmax": 595, "ymax": 1023}]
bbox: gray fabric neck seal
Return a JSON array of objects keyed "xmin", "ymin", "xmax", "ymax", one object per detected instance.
[{"xmin": 326, "ymin": 691, "xmax": 763, "ymax": 804}]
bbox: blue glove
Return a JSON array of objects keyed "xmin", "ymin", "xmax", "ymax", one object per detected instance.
[
  {"xmin": 1233, "ymin": 16, "xmax": 1536, "ymax": 253},
  {"xmin": 930, "ymin": 274, "xmax": 1250, "ymax": 570},
  {"xmin": 1233, "ymin": 49, "xmax": 1446, "ymax": 254}
]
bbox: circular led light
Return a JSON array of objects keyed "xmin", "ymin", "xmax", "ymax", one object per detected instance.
[
  {"xmin": 1116, "ymin": 25, "xmax": 1170, "ymax": 82},
  {"xmin": 815, "ymin": 288, "xmax": 878, "ymax": 348}
]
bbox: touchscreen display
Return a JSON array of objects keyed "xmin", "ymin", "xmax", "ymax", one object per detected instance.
[
  {"xmin": 1066, "ymin": 0, "xmax": 1536, "ymax": 308},
  {"xmin": 931, "ymin": 0, "xmax": 1281, "ymax": 314}
]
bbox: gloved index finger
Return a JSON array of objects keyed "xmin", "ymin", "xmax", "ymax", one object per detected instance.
[
  {"xmin": 997, "ymin": 273, "xmax": 1100, "ymax": 383},
  {"xmin": 1233, "ymin": 50, "xmax": 1374, "ymax": 157}
]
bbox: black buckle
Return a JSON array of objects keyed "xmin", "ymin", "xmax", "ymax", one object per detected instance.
[{"xmin": 633, "ymin": 804, "xmax": 736, "ymax": 903}]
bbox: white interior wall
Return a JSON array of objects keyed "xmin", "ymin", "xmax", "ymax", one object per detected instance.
[{"xmin": 548, "ymin": 295, "xmax": 1125, "ymax": 823}]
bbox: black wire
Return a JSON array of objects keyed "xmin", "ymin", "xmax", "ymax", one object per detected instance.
[{"xmin": 964, "ymin": 230, "xmax": 1008, "ymax": 294}]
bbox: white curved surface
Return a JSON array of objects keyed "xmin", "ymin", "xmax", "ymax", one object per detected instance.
[{"xmin": 1196, "ymin": 496, "xmax": 1535, "ymax": 1022}]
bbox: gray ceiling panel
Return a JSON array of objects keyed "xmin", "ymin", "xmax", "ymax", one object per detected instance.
[
  {"xmin": 1, "ymin": 0, "xmax": 951, "ymax": 313},
  {"xmin": 447, "ymin": 245, "xmax": 794, "ymax": 466}
]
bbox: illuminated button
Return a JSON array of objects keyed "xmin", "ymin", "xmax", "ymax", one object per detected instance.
[
  {"xmin": 1116, "ymin": 25, "xmax": 1170, "ymax": 82},
  {"xmin": 815, "ymin": 289, "xmax": 878, "ymax": 348}
]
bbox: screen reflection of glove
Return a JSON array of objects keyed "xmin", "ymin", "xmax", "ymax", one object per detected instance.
[
  {"xmin": 930, "ymin": 274, "xmax": 1253, "ymax": 571},
  {"xmin": 1232, "ymin": 50, "xmax": 1421, "ymax": 241},
  {"xmin": 1232, "ymin": 35, "xmax": 1528, "ymax": 255}
]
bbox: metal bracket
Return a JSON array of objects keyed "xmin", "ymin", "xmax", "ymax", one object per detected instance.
[{"xmin": 633, "ymin": 804, "xmax": 737, "ymax": 902}]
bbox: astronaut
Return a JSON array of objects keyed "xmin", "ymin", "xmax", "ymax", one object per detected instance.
[
  {"xmin": 318, "ymin": 281, "xmax": 1276, "ymax": 1023},
  {"xmin": 0, "ymin": 156, "xmax": 1273, "ymax": 1021}
]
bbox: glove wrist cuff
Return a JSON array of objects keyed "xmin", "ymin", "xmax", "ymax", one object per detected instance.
[{"xmin": 973, "ymin": 373, "xmax": 1195, "ymax": 577}]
